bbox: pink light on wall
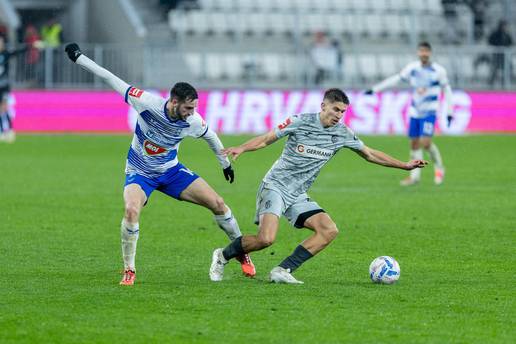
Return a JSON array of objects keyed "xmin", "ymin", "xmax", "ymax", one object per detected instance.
[{"xmin": 10, "ymin": 90, "xmax": 516, "ymax": 134}]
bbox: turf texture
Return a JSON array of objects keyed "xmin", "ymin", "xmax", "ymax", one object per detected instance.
[{"xmin": 0, "ymin": 134, "xmax": 514, "ymax": 343}]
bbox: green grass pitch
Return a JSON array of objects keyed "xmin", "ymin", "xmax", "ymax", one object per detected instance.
[{"xmin": 1, "ymin": 134, "xmax": 514, "ymax": 343}]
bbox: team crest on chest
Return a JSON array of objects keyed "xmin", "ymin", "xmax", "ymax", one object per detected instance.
[{"xmin": 143, "ymin": 140, "xmax": 168, "ymax": 156}]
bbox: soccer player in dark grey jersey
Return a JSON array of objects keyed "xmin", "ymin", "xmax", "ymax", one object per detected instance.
[{"xmin": 210, "ymin": 88, "xmax": 427, "ymax": 284}]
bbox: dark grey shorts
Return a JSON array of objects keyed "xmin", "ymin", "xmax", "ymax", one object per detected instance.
[{"xmin": 254, "ymin": 183, "xmax": 324, "ymax": 229}]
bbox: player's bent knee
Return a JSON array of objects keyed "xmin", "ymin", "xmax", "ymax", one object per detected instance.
[
  {"xmin": 320, "ymin": 224, "xmax": 339, "ymax": 242},
  {"xmin": 214, "ymin": 196, "xmax": 226, "ymax": 212},
  {"xmin": 124, "ymin": 203, "xmax": 141, "ymax": 222},
  {"xmin": 257, "ymin": 235, "xmax": 275, "ymax": 248}
]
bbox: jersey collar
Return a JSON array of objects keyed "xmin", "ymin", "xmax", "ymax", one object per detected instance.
[{"xmin": 164, "ymin": 100, "xmax": 187, "ymax": 125}]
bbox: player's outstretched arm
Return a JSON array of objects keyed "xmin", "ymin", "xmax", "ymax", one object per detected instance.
[
  {"xmin": 365, "ymin": 74, "xmax": 402, "ymax": 94},
  {"xmin": 201, "ymin": 128, "xmax": 235, "ymax": 183},
  {"xmin": 222, "ymin": 130, "xmax": 278, "ymax": 161},
  {"xmin": 64, "ymin": 43, "xmax": 129, "ymax": 96},
  {"xmin": 355, "ymin": 145, "xmax": 427, "ymax": 170}
]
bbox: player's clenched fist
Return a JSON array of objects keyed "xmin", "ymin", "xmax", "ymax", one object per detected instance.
[
  {"xmin": 223, "ymin": 165, "xmax": 235, "ymax": 183},
  {"xmin": 65, "ymin": 43, "xmax": 82, "ymax": 62}
]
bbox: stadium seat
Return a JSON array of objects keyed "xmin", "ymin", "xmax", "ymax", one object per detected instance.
[
  {"xmin": 276, "ymin": 0, "xmax": 294, "ymax": 12},
  {"xmin": 216, "ymin": 0, "xmax": 235, "ymax": 10},
  {"xmin": 305, "ymin": 14, "xmax": 326, "ymax": 35},
  {"xmin": 476, "ymin": 59, "xmax": 490, "ymax": 82},
  {"xmin": 358, "ymin": 54, "xmax": 379, "ymax": 81},
  {"xmin": 398, "ymin": 14, "xmax": 412, "ymax": 38},
  {"xmin": 436, "ymin": 55, "xmax": 453, "ymax": 74},
  {"xmin": 327, "ymin": 0, "xmax": 350, "ymax": 11},
  {"xmin": 317, "ymin": 0, "xmax": 335, "ymax": 12},
  {"xmin": 261, "ymin": 54, "xmax": 282, "ymax": 80},
  {"xmin": 255, "ymin": 0, "xmax": 276, "ymax": 11},
  {"xmin": 378, "ymin": 54, "xmax": 399, "ymax": 78},
  {"xmin": 201, "ymin": 0, "xmax": 218, "ymax": 9},
  {"xmin": 342, "ymin": 54, "xmax": 358, "ymax": 83},
  {"xmin": 294, "ymin": 0, "xmax": 314, "ymax": 12},
  {"xmin": 389, "ymin": 0, "xmax": 409, "ymax": 12},
  {"xmin": 350, "ymin": 0, "xmax": 370, "ymax": 12},
  {"xmin": 282, "ymin": 54, "xmax": 300, "ymax": 81},
  {"xmin": 189, "ymin": 11, "xmax": 210, "ymax": 36},
  {"xmin": 247, "ymin": 13, "xmax": 268, "ymax": 36},
  {"xmin": 457, "ymin": 55, "xmax": 475, "ymax": 82},
  {"xmin": 184, "ymin": 53, "xmax": 203, "ymax": 78},
  {"xmin": 205, "ymin": 53, "xmax": 224, "ymax": 80},
  {"xmin": 325, "ymin": 13, "xmax": 347, "ymax": 36},
  {"xmin": 365, "ymin": 14, "xmax": 383, "ymax": 38},
  {"xmin": 223, "ymin": 54, "xmax": 243, "ymax": 79},
  {"xmin": 270, "ymin": 13, "xmax": 295, "ymax": 36},
  {"xmin": 209, "ymin": 12, "xmax": 230, "ymax": 36},
  {"xmin": 426, "ymin": 0, "xmax": 443, "ymax": 14},
  {"xmin": 375, "ymin": 0, "xmax": 390, "ymax": 12},
  {"xmin": 350, "ymin": 13, "xmax": 366, "ymax": 37},
  {"xmin": 169, "ymin": 10, "xmax": 188, "ymax": 36},
  {"xmin": 410, "ymin": 0, "xmax": 426, "ymax": 13}
]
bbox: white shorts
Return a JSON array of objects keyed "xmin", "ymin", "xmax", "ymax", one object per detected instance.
[{"xmin": 254, "ymin": 183, "xmax": 324, "ymax": 229}]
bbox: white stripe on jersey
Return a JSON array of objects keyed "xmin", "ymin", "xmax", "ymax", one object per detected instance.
[
  {"xmin": 123, "ymin": 87, "xmax": 209, "ymax": 178},
  {"xmin": 400, "ymin": 61, "xmax": 449, "ymax": 118}
]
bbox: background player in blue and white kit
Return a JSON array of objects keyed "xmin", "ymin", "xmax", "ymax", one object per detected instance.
[
  {"xmin": 64, "ymin": 43, "xmax": 255, "ymax": 285},
  {"xmin": 366, "ymin": 42, "xmax": 453, "ymax": 186},
  {"xmin": 209, "ymin": 89, "xmax": 427, "ymax": 284}
]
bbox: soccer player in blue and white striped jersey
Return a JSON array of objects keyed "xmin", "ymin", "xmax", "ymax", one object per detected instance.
[
  {"xmin": 366, "ymin": 42, "xmax": 453, "ymax": 186},
  {"xmin": 65, "ymin": 43, "xmax": 255, "ymax": 285}
]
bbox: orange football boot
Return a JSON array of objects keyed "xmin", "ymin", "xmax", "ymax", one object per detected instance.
[
  {"xmin": 120, "ymin": 269, "xmax": 136, "ymax": 286},
  {"xmin": 235, "ymin": 254, "xmax": 256, "ymax": 277}
]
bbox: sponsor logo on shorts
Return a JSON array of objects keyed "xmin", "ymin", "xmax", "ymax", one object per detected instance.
[
  {"xmin": 128, "ymin": 87, "xmax": 143, "ymax": 98},
  {"xmin": 143, "ymin": 140, "xmax": 168, "ymax": 156},
  {"xmin": 295, "ymin": 144, "xmax": 334, "ymax": 160}
]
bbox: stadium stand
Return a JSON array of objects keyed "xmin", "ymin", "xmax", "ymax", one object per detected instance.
[
  {"xmin": 165, "ymin": 0, "xmax": 479, "ymax": 86},
  {"xmin": 2, "ymin": 0, "xmax": 515, "ymax": 90}
]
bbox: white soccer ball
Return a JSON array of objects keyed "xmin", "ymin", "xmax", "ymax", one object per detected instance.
[{"xmin": 369, "ymin": 256, "xmax": 400, "ymax": 284}]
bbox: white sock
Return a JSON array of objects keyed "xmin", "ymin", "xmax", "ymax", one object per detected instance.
[
  {"xmin": 214, "ymin": 207, "xmax": 242, "ymax": 241},
  {"xmin": 410, "ymin": 149, "xmax": 423, "ymax": 180},
  {"xmin": 121, "ymin": 219, "xmax": 139, "ymax": 271},
  {"xmin": 427, "ymin": 143, "xmax": 444, "ymax": 170}
]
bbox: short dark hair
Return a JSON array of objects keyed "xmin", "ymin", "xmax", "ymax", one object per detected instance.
[
  {"xmin": 418, "ymin": 41, "xmax": 432, "ymax": 50},
  {"xmin": 170, "ymin": 82, "xmax": 198, "ymax": 102},
  {"xmin": 323, "ymin": 88, "xmax": 349, "ymax": 104}
]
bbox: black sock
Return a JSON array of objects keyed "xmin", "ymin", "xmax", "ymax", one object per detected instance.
[
  {"xmin": 5, "ymin": 112, "xmax": 12, "ymax": 130},
  {"xmin": 0, "ymin": 113, "xmax": 4, "ymax": 133},
  {"xmin": 222, "ymin": 236, "xmax": 244, "ymax": 261},
  {"xmin": 279, "ymin": 245, "xmax": 313, "ymax": 272}
]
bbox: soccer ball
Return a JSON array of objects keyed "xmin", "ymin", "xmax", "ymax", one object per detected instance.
[{"xmin": 369, "ymin": 256, "xmax": 400, "ymax": 284}]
